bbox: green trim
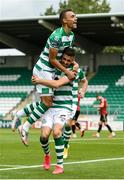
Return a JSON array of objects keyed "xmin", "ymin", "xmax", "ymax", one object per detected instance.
[
  {"xmin": 53, "ymin": 100, "xmax": 72, "ymax": 105},
  {"xmin": 24, "ymin": 107, "xmax": 28, "ymax": 115},
  {"xmin": 54, "ymin": 91, "xmax": 72, "ymax": 96},
  {"xmin": 40, "ymin": 58, "xmax": 54, "ymax": 68},
  {"xmin": 35, "ymin": 64, "xmax": 42, "ymax": 71},
  {"xmin": 28, "ymin": 117, "xmax": 35, "ymax": 124},
  {"xmin": 35, "ymin": 64, "xmax": 54, "ymax": 72},
  {"xmin": 40, "ymin": 102, "xmax": 49, "ymax": 112}
]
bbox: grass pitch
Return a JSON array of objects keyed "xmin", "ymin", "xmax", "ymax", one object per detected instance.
[{"xmin": 0, "ymin": 128, "xmax": 124, "ymax": 179}]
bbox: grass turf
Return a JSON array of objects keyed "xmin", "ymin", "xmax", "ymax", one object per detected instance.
[{"xmin": 0, "ymin": 128, "xmax": 124, "ymax": 179}]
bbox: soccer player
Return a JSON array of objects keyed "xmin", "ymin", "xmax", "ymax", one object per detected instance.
[
  {"xmin": 33, "ymin": 55, "xmax": 87, "ymax": 174},
  {"xmin": 93, "ymin": 95, "xmax": 116, "ymax": 138},
  {"xmin": 12, "ymin": 47, "xmax": 78, "ymax": 146},
  {"xmin": 63, "ymin": 85, "xmax": 87, "ymax": 159},
  {"xmin": 11, "ymin": 9, "xmax": 77, "ymax": 136},
  {"xmin": 16, "ymin": 47, "xmax": 87, "ymax": 174}
]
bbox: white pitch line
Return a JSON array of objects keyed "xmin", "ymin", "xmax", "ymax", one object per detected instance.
[
  {"xmin": 69, "ymin": 137, "xmax": 124, "ymax": 141},
  {"xmin": 49, "ymin": 137, "xmax": 124, "ymax": 143},
  {"xmin": 1, "ymin": 157, "xmax": 124, "ymax": 171},
  {"xmin": 70, "ymin": 141, "xmax": 124, "ymax": 145},
  {"xmin": 0, "ymin": 165, "xmax": 26, "ymax": 167}
]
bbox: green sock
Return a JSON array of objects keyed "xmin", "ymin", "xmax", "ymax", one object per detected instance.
[
  {"xmin": 40, "ymin": 137, "xmax": 50, "ymax": 155},
  {"xmin": 28, "ymin": 102, "xmax": 49, "ymax": 124},
  {"xmin": 24, "ymin": 101, "xmax": 40, "ymax": 116},
  {"xmin": 63, "ymin": 126, "xmax": 72, "ymax": 148},
  {"xmin": 54, "ymin": 136, "xmax": 64, "ymax": 167}
]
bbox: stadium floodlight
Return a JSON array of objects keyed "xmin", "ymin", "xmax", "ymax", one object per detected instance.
[
  {"xmin": 111, "ymin": 16, "xmax": 124, "ymax": 29},
  {"xmin": 111, "ymin": 16, "xmax": 119, "ymax": 23}
]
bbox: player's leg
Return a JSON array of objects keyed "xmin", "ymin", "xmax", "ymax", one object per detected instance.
[
  {"xmin": 63, "ymin": 123, "xmax": 72, "ymax": 159},
  {"xmin": 52, "ymin": 109, "xmax": 70, "ymax": 174},
  {"xmin": 18, "ymin": 68, "xmax": 54, "ymax": 145},
  {"xmin": 40, "ymin": 109, "xmax": 53, "ymax": 170},
  {"xmin": 53, "ymin": 124, "xmax": 64, "ymax": 174},
  {"xmin": 71, "ymin": 121, "xmax": 77, "ymax": 138},
  {"xmin": 40, "ymin": 127, "xmax": 51, "ymax": 170},
  {"xmin": 24, "ymin": 99, "xmax": 50, "ymax": 130},
  {"xmin": 18, "ymin": 101, "xmax": 49, "ymax": 146},
  {"xmin": 11, "ymin": 101, "xmax": 40, "ymax": 131},
  {"xmin": 71, "ymin": 110, "xmax": 80, "ymax": 138},
  {"xmin": 104, "ymin": 115, "xmax": 116, "ymax": 137},
  {"xmin": 94, "ymin": 117, "xmax": 103, "ymax": 138}
]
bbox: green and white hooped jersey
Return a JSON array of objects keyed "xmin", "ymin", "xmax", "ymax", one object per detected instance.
[
  {"xmin": 35, "ymin": 27, "xmax": 74, "ymax": 72},
  {"xmin": 52, "ymin": 68, "xmax": 86, "ymax": 113}
]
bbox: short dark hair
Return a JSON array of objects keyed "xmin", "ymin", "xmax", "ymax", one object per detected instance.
[
  {"xmin": 62, "ymin": 47, "xmax": 75, "ymax": 57},
  {"xmin": 59, "ymin": 9, "xmax": 73, "ymax": 24}
]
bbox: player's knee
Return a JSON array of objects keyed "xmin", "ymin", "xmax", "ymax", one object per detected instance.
[
  {"xmin": 53, "ymin": 129, "xmax": 62, "ymax": 138},
  {"xmin": 41, "ymin": 130, "xmax": 50, "ymax": 140},
  {"xmin": 66, "ymin": 120, "xmax": 72, "ymax": 127},
  {"xmin": 40, "ymin": 136, "xmax": 48, "ymax": 144},
  {"xmin": 40, "ymin": 96, "xmax": 53, "ymax": 107}
]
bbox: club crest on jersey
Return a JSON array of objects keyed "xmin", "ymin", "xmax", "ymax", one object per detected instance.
[
  {"xmin": 60, "ymin": 115, "xmax": 66, "ymax": 122},
  {"xmin": 50, "ymin": 36, "xmax": 60, "ymax": 47},
  {"xmin": 42, "ymin": 118, "xmax": 47, "ymax": 124}
]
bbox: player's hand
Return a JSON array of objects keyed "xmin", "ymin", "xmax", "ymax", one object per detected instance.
[
  {"xmin": 73, "ymin": 61, "xmax": 79, "ymax": 73},
  {"xmin": 66, "ymin": 70, "xmax": 76, "ymax": 80},
  {"xmin": 79, "ymin": 91, "xmax": 85, "ymax": 98},
  {"xmin": 78, "ymin": 88, "xmax": 85, "ymax": 98},
  {"xmin": 32, "ymin": 75, "xmax": 40, "ymax": 84}
]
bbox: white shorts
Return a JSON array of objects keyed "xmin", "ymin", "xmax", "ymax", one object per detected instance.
[
  {"xmin": 41, "ymin": 108, "xmax": 72, "ymax": 129},
  {"xmin": 33, "ymin": 66, "xmax": 55, "ymax": 96}
]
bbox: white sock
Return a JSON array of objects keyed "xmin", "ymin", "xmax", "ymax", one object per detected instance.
[
  {"xmin": 112, "ymin": 132, "xmax": 115, "ymax": 136},
  {"xmin": 23, "ymin": 121, "xmax": 31, "ymax": 132},
  {"xmin": 17, "ymin": 109, "xmax": 26, "ymax": 118},
  {"xmin": 80, "ymin": 127, "xmax": 85, "ymax": 131}
]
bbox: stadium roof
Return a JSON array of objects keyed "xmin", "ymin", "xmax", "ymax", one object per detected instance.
[{"xmin": 0, "ymin": 12, "xmax": 124, "ymax": 55}]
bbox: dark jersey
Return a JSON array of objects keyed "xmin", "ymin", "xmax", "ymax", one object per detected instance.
[{"xmin": 99, "ymin": 98, "xmax": 108, "ymax": 115}]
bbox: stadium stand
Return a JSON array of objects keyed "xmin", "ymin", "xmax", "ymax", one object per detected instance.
[
  {"xmin": 0, "ymin": 67, "xmax": 34, "ymax": 117},
  {"xmin": 1, "ymin": 65, "xmax": 124, "ymax": 122},
  {"xmin": 80, "ymin": 65, "xmax": 124, "ymax": 121}
]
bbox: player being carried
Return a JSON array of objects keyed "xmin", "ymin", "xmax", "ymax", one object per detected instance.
[{"xmin": 11, "ymin": 9, "xmax": 78, "ymax": 137}]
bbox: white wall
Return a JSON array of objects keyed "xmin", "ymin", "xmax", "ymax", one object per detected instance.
[
  {"xmin": 78, "ymin": 115, "xmax": 124, "ymax": 131},
  {"xmin": 96, "ymin": 53, "xmax": 124, "ymax": 68},
  {"xmin": 77, "ymin": 53, "xmax": 124, "ymax": 72},
  {"xmin": 0, "ymin": 56, "xmax": 32, "ymax": 69}
]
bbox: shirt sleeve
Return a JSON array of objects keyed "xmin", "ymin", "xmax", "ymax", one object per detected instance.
[
  {"xmin": 76, "ymin": 68, "xmax": 86, "ymax": 80},
  {"xmin": 49, "ymin": 34, "xmax": 61, "ymax": 49}
]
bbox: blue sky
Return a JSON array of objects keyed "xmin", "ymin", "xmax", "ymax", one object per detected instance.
[{"xmin": 0, "ymin": 0, "xmax": 124, "ymax": 18}]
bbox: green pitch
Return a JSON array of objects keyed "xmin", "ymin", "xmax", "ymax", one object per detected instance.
[{"xmin": 0, "ymin": 129, "xmax": 124, "ymax": 179}]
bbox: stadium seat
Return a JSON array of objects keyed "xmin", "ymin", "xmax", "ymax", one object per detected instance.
[
  {"xmin": 81, "ymin": 65, "xmax": 124, "ymax": 119},
  {"xmin": 0, "ymin": 67, "xmax": 34, "ymax": 117}
]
